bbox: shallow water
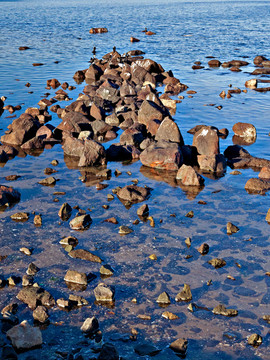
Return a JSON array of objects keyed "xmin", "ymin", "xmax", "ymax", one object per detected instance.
[{"xmin": 0, "ymin": 0, "xmax": 270, "ymax": 359}]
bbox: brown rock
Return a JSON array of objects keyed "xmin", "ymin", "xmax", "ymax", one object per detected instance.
[
  {"xmin": 232, "ymin": 122, "xmax": 256, "ymax": 138},
  {"xmin": 212, "ymin": 304, "xmax": 238, "ymax": 317},
  {"xmin": 192, "ymin": 126, "xmax": 220, "ymax": 155},
  {"xmin": 17, "ymin": 286, "xmax": 55, "ymax": 309},
  {"xmin": 254, "ymin": 55, "xmax": 268, "ymax": 65},
  {"xmin": 138, "ymin": 100, "xmax": 167, "ymax": 126},
  {"xmin": 266, "ymin": 209, "xmax": 270, "ymax": 222},
  {"xmin": 89, "ymin": 27, "xmax": 108, "ymax": 34},
  {"xmin": 258, "ymin": 167, "xmax": 270, "ymax": 180},
  {"xmin": 33, "ymin": 305, "xmax": 49, "ymax": 323},
  {"xmin": 140, "ymin": 141, "xmax": 183, "ymax": 170},
  {"xmin": 176, "ymin": 164, "xmax": 204, "ymax": 186},
  {"xmin": 69, "ymin": 249, "xmax": 101, "ymax": 263},
  {"xmin": 6, "ymin": 320, "xmax": 42, "ymax": 350},
  {"xmin": 227, "ymin": 222, "xmax": 239, "ymax": 235},
  {"xmin": 197, "ymin": 154, "xmax": 226, "ymax": 173},
  {"xmin": 58, "ymin": 202, "xmax": 72, "ymax": 221},
  {"xmin": 137, "ymin": 204, "xmax": 149, "ymax": 217},
  {"xmin": 175, "ymin": 284, "xmax": 192, "ymax": 301},
  {"xmin": 155, "ymin": 117, "xmax": 184, "ymax": 145},
  {"xmin": 78, "ymin": 139, "xmax": 106, "ymax": 167},
  {"xmin": 81, "ymin": 316, "xmax": 99, "ymax": 334},
  {"xmin": 94, "ymin": 282, "xmax": 115, "ymax": 302},
  {"xmin": 0, "ymin": 185, "xmax": 21, "ymax": 207},
  {"xmin": 197, "ymin": 243, "xmax": 209, "ymax": 255},
  {"xmin": 64, "ymin": 270, "xmax": 87, "ymax": 285},
  {"xmin": 69, "ymin": 214, "xmax": 92, "ymax": 230},
  {"xmin": 245, "ymin": 178, "xmax": 270, "ymax": 194},
  {"xmin": 170, "ymin": 338, "xmax": 188, "ymax": 354},
  {"xmin": 117, "ymin": 185, "xmax": 150, "ymax": 203},
  {"xmin": 248, "ymin": 333, "xmax": 262, "ymax": 347},
  {"xmin": 208, "ymin": 258, "xmax": 226, "ymax": 268}
]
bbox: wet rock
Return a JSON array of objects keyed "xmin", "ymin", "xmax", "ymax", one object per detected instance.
[
  {"xmin": 0, "ymin": 185, "xmax": 21, "ymax": 207},
  {"xmin": 259, "ymin": 166, "xmax": 270, "ymax": 180},
  {"xmin": 58, "ymin": 202, "xmax": 72, "ymax": 221},
  {"xmin": 198, "ymin": 154, "xmax": 226, "ymax": 173},
  {"xmin": 155, "ymin": 117, "xmax": 184, "ymax": 145},
  {"xmin": 10, "ymin": 212, "xmax": 29, "ymax": 221},
  {"xmin": 38, "ymin": 176, "xmax": 56, "ymax": 186},
  {"xmin": 232, "ymin": 122, "xmax": 256, "ymax": 139},
  {"xmin": 245, "ymin": 178, "xmax": 270, "ymax": 194},
  {"xmin": 140, "ymin": 140, "xmax": 183, "ymax": 170},
  {"xmin": 134, "ymin": 343, "xmax": 160, "ymax": 356},
  {"xmin": 185, "ymin": 210, "xmax": 194, "ymax": 218},
  {"xmin": 138, "ymin": 100, "xmax": 167, "ymax": 126},
  {"xmin": 175, "ymin": 284, "xmax": 192, "ymax": 301},
  {"xmin": 245, "ymin": 79, "xmax": 257, "ymax": 89},
  {"xmin": 247, "ymin": 333, "xmax": 262, "ymax": 347},
  {"xmin": 34, "ymin": 214, "xmax": 42, "ymax": 226},
  {"xmin": 208, "ymin": 258, "xmax": 226, "ymax": 268},
  {"xmin": 1, "ymin": 114, "xmax": 40, "ymax": 146},
  {"xmin": 137, "ymin": 314, "xmax": 151, "ymax": 320},
  {"xmin": 162, "ymin": 311, "xmax": 179, "ymax": 320},
  {"xmin": 104, "ymin": 217, "xmax": 118, "ymax": 224},
  {"xmin": 17, "ymin": 286, "xmax": 55, "ymax": 309},
  {"xmin": 263, "ymin": 315, "xmax": 270, "ymax": 323},
  {"xmin": 197, "ymin": 243, "xmax": 209, "ymax": 255},
  {"xmin": 69, "ymin": 249, "xmax": 101, "ymax": 263},
  {"xmin": 81, "ymin": 316, "xmax": 99, "ymax": 334},
  {"xmin": 97, "ymin": 342, "xmax": 119, "ymax": 360},
  {"xmin": 96, "ymin": 80, "xmax": 120, "ymax": 104},
  {"xmin": 59, "ymin": 236, "xmax": 78, "ymax": 248},
  {"xmin": 78, "ymin": 139, "xmax": 106, "ymax": 167},
  {"xmin": 100, "ymin": 265, "xmax": 114, "ymax": 276},
  {"xmin": 69, "ymin": 214, "xmax": 92, "ymax": 230},
  {"xmin": 119, "ymin": 225, "xmax": 133, "ymax": 235},
  {"xmin": 64, "ymin": 270, "xmax": 87, "ymax": 286},
  {"xmin": 192, "ymin": 126, "xmax": 220, "ymax": 155},
  {"xmin": 6, "ymin": 320, "xmax": 42, "ymax": 350},
  {"xmin": 266, "ymin": 209, "xmax": 270, "ymax": 222},
  {"xmin": 208, "ymin": 59, "xmax": 221, "ymax": 67},
  {"xmin": 26, "ymin": 262, "xmax": 39, "ymax": 276},
  {"xmin": 89, "ymin": 27, "xmax": 108, "ymax": 34},
  {"xmin": 33, "ymin": 305, "xmax": 49, "ymax": 323},
  {"xmin": 22, "ymin": 275, "xmax": 33, "ymax": 287},
  {"xmin": 212, "ymin": 304, "xmax": 238, "ymax": 317},
  {"xmin": 176, "ymin": 164, "xmax": 204, "ymax": 186},
  {"xmin": 156, "ymin": 291, "xmax": 171, "ymax": 304},
  {"xmin": 149, "ymin": 254, "xmax": 157, "ymax": 260},
  {"xmin": 94, "ymin": 283, "xmax": 115, "ymax": 302},
  {"xmin": 170, "ymin": 338, "xmax": 188, "ymax": 355},
  {"xmin": 227, "ymin": 222, "xmax": 239, "ymax": 234},
  {"xmin": 117, "ymin": 185, "xmax": 150, "ymax": 204},
  {"xmin": 185, "ymin": 237, "xmax": 192, "ymax": 247},
  {"xmin": 137, "ymin": 204, "xmax": 149, "ymax": 217},
  {"xmin": 69, "ymin": 294, "xmax": 88, "ymax": 307}
]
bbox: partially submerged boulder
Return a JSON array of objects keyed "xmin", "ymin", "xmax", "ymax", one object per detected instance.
[{"xmin": 0, "ymin": 185, "xmax": 21, "ymax": 207}]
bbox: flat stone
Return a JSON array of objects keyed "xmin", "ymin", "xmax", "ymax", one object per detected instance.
[
  {"xmin": 10, "ymin": 212, "xmax": 29, "ymax": 221},
  {"xmin": 212, "ymin": 304, "xmax": 238, "ymax": 317},
  {"xmin": 64, "ymin": 270, "xmax": 87, "ymax": 285},
  {"xmin": 162, "ymin": 311, "xmax": 179, "ymax": 320},
  {"xmin": 119, "ymin": 225, "xmax": 133, "ymax": 235},
  {"xmin": 38, "ymin": 177, "xmax": 56, "ymax": 186},
  {"xmin": 69, "ymin": 249, "xmax": 101, "ymax": 263}
]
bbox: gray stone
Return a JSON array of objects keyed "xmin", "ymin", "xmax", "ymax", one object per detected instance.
[{"xmin": 6, "ymin": 320, "xmax": 42, "ymax": 350}]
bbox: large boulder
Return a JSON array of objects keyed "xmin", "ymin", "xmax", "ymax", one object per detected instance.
[
  {"xmin": 192, "ymin": 126, "xmax": 220, "ymax": 155},
  {"xmin": 1, "ymin": 114, "xmax": 40, "ymax": 146},
  {"xmin": 140, "ymin": 141, "xmax": 183, "ymax": 170},
  {"xmin": 155, "ymin": 117, "xmax": 184, "ymax": 145},
  {"xmin": 138, "ymin": 100, "xmax": 167, "ymax": 126},
  {"xmin": 6, "ymin": 320, "xmax": 42, "ymax": 350}
]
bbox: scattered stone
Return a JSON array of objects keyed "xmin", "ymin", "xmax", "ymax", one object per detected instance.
[
  {"xmin": 33, "ymin": 306, "xmax": 49, "ymax": 323},
  {"xmin": 119, "ymin": 225, "xmax": 133, "ymax": 235},
  {"xmin": 137, "ymin": 204, "xmax": 149, "ymax": 217},
  {"xmin": 38, "ymin": 177, "xmax": 56, "ymax": 186},
  {"xmin": 59, "ymin": 236, "xmax": 78, "ymax": 248},
  {"xmin": 185, "ymin": 210, "xmax": 194, "ymax": 218},
  {"xmin": 81, "ymin": 316, "xmax": 99, "ymax": 334},
  {"xmin": 89, "ymin": 27, "xmax": 108, "ymax": 34},
  {"xmin": 149, "ymin": 254, "xmax": 157, "ymax": 260},
  {"xmin": 193, "ymin": 126, "xmax": 219, "ymax": 155},
  {"xmin": 22, "ymin": 275, "xmax": 33, "ymax": 287},
  {"xmin": 100, "ymin": 265, "xmax": 114, "ymax": 276},
  {"xmin": 170, "ymin": 338, "xmax": 188, "ymax": 355},
  {"xmin": 266, "ymin": 209, "xmax": 270, "ymax": 222},
  {"xmin": 137, "ymin": 314, "xmax": 151, "ymax": 320},
  {"xmin": 232, "ymin": 122, "xmax": 256, "ymax": 139},
  {"xmin": 156, "ymin": 291, "xmax": 171, "ymax": 304},
  {"xmin": 1, "ymin": 303, "xmax": 18, "ymax": 315},
  {"xmin": 175, "ymin": 284, "xmax": 192, "ymax": 301},
  {"xmin": 208, "ymin": 258, "xmax": 226, "ymax": 268},
  {"xmin": 94, "ymin": 283, "xmax": 115, "ymax": 302},
  {"xmin": 162, "ymin": 311, "xmax": 179, "ymax": 320},
  {"xmin": 5, "ymin": 175, "xmax": 20, "ymax": 181},
  {"xmin": 69, "ymin": 249, "xmax": 102, "ymax": 263},
  {"xmin": 104, "ymin": 217, "xmax": 118, "ymax": 224},
  {"xmin": 147, "ymin": 216, "xmax": 155, "ymax": 227},
  {"xmin": 107, "ymin": 194, "xmax": 114, "ymax": 201},
  {"xmin": 20, "ymin": 247, "xmax": 32, "ymax": 256},
  {"xmin": 7, "ymin": 276, "xmax": 20, "ymax": 286},
  {"xmin": 26, "ymin": 263, "xmax": 40, "ymax": 276},
  {"xmin": 64, "ymin": 270, "xmax": 87, "ymax": 286},
  {"xmin": 34, "ymin": 214, "xmax": 42, "ymax": 226},
  {"xmin": 247, "ymin": 333, "xmax": 262, "ymax": 347},
  {"xmin": 185, "ymin": 237, "xmax": 192, "ymax": 247},
  {"xmin": 263, "ymin": 315, "xmax": 270, "ymax": 323},
  {"xmin": 6, "ymin": 320, "xmax": 42, "ymax": 350},
  {"xmin": 227, "ymin": 222, "xmax": 239, "ymax": 234},
  {"xmin": 259, "ymin": 166, "xmax": 270, "ymax": 180},
  {"xmin": 212, "ymin": 304, "xmax": 238, "ymax": 317},
  {"xmin": 44, "ymin": 167, "xmax": 57, "ymax": 175},
  {"xmin": 245, "ymin": 178, "xmax": 270, "ymax": 194},
  {"xmin": 197, "ymin": 243, "xmax": 209, "ymax": 255},
  {"xmin": 117, "ymin": 185, "xmax": 150, "ymax": 204},
  {"xmin": 69, "ymin": 214, "xmax": 92, "ymax": 230},
  {"xmin": 10, "ymin": 212, "xmax": 29, "ymax": 221},
  {"xmin": 58, "ymin": 202, "xmax": 72, "ymax": 221},
  {"xmin": 230, "ymin": 170, "xmax": 242, "ymax": 175},
  {"xmin": 69, "ymin": 294, "xmax": 88, "ymax": 307},
  {"xmin": 51, "ymin": 160, "xmax": 58, "ymax": 166}
]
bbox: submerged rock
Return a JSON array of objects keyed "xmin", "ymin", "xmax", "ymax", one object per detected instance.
[
  {"xmin": 97, "ymin": 343, "xmax": 119, "ymax": 360},
  {"xmin": 69, "ymin": 249, "xmax": 102, "ymax": 263}
]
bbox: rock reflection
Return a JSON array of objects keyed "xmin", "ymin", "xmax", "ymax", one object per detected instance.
[{"xmin": 140, "ymin": 165, "xmax": 178, "ymax": 187}]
